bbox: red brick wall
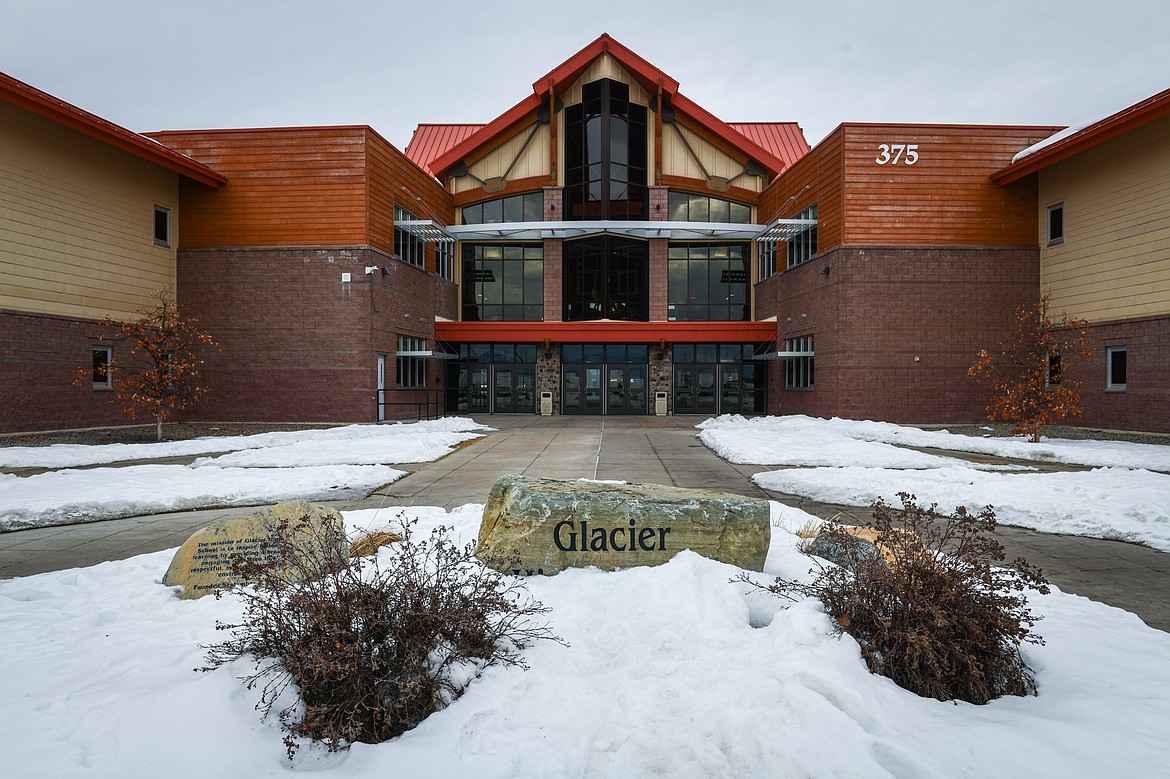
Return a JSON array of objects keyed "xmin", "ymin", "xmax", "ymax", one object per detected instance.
[
  {"xmin": 178, "ymin": 246, "xmax": 456, "ymax": 423},
  {"xmin": 1063, "ymin": 316, "xmax": 1170, "ymax": 433},
  {"xmin": 0, "ymin": 310, "xmax": 140, "ymax": 432},
  {"xmin": 768, "ymin": 246, "xmax": 1040, "ymax": 424}
]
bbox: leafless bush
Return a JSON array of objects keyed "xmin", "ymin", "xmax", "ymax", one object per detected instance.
[
  {"xmin": 743, "ymin": 494, "xmax": 1050, "ymax": 704},
  {"xmin": 202, "ymin": 513, "xmax": 562, "ymax": 757}
]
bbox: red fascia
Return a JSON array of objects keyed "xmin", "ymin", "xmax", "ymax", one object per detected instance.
[
  {"xmin": 436, "ymin": 321, "xmax": 778, "ymax": 344},
  {"xmin": 1, "ymin": 71, "xmax": 227, "ymax": 188}
]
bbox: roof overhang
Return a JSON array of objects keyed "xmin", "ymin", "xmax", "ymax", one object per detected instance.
[
  {"xmin": 1, "ymin": 72, "xmax": 227, "ymax": 188},
  {"xmin": 447, "ymin": 220, "xmax": 771, "ymax": 241},
  {"xmin": 436, "ymin": 320, "xmax": 777, "ymax": 344}
]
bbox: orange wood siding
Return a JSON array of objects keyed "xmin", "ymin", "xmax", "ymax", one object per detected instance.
[
  {"xmin": 759, "ymin": 127, "xmax": 844, "ymax": 250},
  {"xmin": 154, "ymin": 128, "xmax": 370, "ymax": 248},
  {"xmin": 839, "ymin": 125, "xmax": 1052, "ymax": 246},
  {"xmin": 366, "ymin": 129, "xmax": 453, "ymax": 263}
]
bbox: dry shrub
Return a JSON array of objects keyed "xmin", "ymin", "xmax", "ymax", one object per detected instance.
[
  {"xmin": 745, "ymin": 493, "xmax": 1050, "ymax": 704},
  {"xmin": 347, "ymin": 530, "xmax": 403, "ymax": 557},
  {"xmin": 202, "ymin": 513, "xmax": 562, "ymax": 757}
]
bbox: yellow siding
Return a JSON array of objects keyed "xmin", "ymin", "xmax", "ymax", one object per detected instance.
[
  {"xmin": 1040, "ymin": 116, "xmax": 1170, "ymax": 322},
  {"xmin": 661, "ymin": 122, "xmax": 763, "ymax": 192},
  {"xmin": 452, "ymin": 124, "xmax": 551, "ymax": 195},
  {"xmin": 0, "ymin": 101, "xmax": 179, "ymax": 321}
]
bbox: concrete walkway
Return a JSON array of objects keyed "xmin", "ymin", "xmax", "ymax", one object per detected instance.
[{"xmin": 1, "ymin": 416, "xmax": 1167, "ymax": 632}]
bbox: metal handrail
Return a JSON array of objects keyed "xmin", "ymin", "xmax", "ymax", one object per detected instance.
[{"xmin": 376, "ymin": 388, "xmax": 445, "ymax": 421}]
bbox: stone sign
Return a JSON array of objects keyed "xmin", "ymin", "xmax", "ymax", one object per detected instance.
[
  {"xmin": 475, "ymin": 475, "xmax": 770, "ymax": 575},
  {"xmin": 162, "ymin": 501, "xmax": 346, "ymax": 599}
]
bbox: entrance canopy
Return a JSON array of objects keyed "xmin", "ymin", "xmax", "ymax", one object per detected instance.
[
  {"xmin": 398, "ymin": 219, "xmax": 817, "ymax": 243},
  {"xmin": 437, "ymin": 320, "xmax": 777, "ymax": 344}
]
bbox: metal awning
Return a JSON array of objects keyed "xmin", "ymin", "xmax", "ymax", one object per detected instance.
[
  {"xmin": 398, "ymin": 218, "xmax": 818, "ymax": 243},
  {"xmin": 396, "ymin": 220, "xmax": 455, "ymax": 244},
  {"xmin": 752, "ymin": 349, "xmax": 815, "ymax": 360},
  {"xmin": 446, "ymin": 220, "xmax": 768, "ymax": 241},
  {"xmin": 396, "ymin": 350, "xmax": 459, "ymax": 359},
  {"xmin": 754, "ymin": 218, "xmax": 817, "ymax": 243}
]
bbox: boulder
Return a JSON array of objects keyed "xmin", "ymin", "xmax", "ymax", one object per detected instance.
[
  {"xmin": 475, "ymin": 475, "xmax": 770, "ymax": 575},
  {"xmin": 162, "ymin": 501, "xmax": 346, "ymax": 599}
]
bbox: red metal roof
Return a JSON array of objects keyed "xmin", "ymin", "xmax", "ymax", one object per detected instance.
[
  {"xmin": 405, "ymin": 124, "xmax": 485, "ymax": 177},
  {"xmin": 992, "ymin": 87, "xmax": 1170, "ymax": 185},
  {"xmin": 0, "ymin": 71, "xmax": 227, "ymax": 188},
  {"xmin": 428, "ymin": 33, "xmax": 792, "ymax": 180},
  {"xmin": 436, "ymin": 320, "xmax": 777, "ymax": 344},
  {"xmin": 728, "ymin": 123, "xmax": 810, "ymax": 172}
]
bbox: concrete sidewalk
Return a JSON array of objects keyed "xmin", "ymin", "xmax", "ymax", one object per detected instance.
[{"xmin": 1, "ymin": 415, "xmax": 1167, "ymax": 632}]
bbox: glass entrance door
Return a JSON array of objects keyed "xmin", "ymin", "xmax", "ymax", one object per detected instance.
[
  {"xmin": 606, "ymin": 366, "xmax": 647, "ymax": 415},
  {"xmin": 492, "ymin": 366, "xmax": 535, "ymax": 413}
]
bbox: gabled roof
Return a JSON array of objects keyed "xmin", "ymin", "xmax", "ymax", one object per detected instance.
[
  {"xmin": 0, "ymin": 71, "xmax": 227, "ymax": 188},
  {"xmin": 428, "ymin": 33, "xmax": 795, "ymax": 180},
  {"xmin": 728, "ymin": 123, "xmax": 810, "ymax": 171},
  {"xmin": 405, "ymin": 124, "xmax": 484, "ymax": 177},
  {"xmin": 992, "ymin": 87, "xmax": 1170, "ymax": 185}
]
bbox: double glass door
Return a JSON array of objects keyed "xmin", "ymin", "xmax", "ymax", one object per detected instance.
[
  {"xmin": 563, "ymin": 364, "xmax": 647, "ymax": 415},
  {"xmin": 465, "ymin": 365, "xmax": 535, "ymax": 414},
  {"xmin": 674, "ymin": 363, "xmax": 759, "ymax": 415}
]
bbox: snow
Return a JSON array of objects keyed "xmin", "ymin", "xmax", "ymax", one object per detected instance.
[
  {"xmin": 0, "ymin": 419, "xmax": 490, "ymax": 530},
  {"xmin": 699, "ymin": 414, "xmax": 1170, "ymax": 552},
  {"xmin": 1, "ymin": 503, "xmax": 1168, "ymax": 778}
]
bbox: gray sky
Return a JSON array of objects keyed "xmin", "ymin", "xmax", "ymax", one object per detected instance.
[{"xmin": 3, "ymin": 0, "xmax": 1169, "ymax": 151}]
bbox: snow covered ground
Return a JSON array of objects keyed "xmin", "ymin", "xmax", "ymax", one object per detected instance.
[
  {"xmin": 699, "ymin": 415, "xmax": 1170, "ymax": 552},
  {"xmin": 1, "ymin": 503, "xmax": 1167, "ymax": 778},
  {"xmin": 0, "ymin": 420, "xmax": 490, "ymax": 530}
]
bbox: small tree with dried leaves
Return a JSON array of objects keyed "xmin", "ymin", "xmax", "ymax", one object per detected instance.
[
  {"xmin": 968, "ymin": 294, "xmax": 1092, "ymax": 443},
  {"xmin": 76, "ymin": 290, "xmax": 216, "ymax": 440}
]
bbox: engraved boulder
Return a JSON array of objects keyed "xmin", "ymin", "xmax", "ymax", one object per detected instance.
[
  {"xmin": 475, "ymin": 475, "xmax": 770, "ymax": 575},
  {"xmin": 162, "ymin": 501, "xmax": 347, "ymax": 599}
]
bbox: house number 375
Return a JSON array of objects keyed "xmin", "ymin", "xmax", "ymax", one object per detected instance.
[{"xmin": 875, "ymin": 144, "xmax": 919, "ymax": 165}]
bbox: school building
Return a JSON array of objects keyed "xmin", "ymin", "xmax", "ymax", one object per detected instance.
[{"xmin": 2, "ymin": 35, "xmax": 1167, "ymax": 432}]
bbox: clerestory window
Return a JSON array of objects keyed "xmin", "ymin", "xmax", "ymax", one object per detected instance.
[{"xmin": 564, "ymin": 79, "xmax": 648, "ymax": 221}]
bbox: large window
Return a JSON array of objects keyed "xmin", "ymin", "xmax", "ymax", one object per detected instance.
[
  {"xmin": 787, "ymin": 203, "xmax": 818, "ymax": 269},
  {"xmin": 394, "ymin": 204, "xmax": 425, "ymax": 268},
  {"xmin": 565, "ymin": 78, "xmax": 648, "ymax": 221},
  {"xmin": 462, "ymin": 244, "xmax": 543, "ymax": 321},
  {"xmin": 396, "ymin": 335, "xmax": 427, "ymax": 388},
  {"xmin": 667, "ymin": 243, "xmax": 750, "ymax": 321},
  {"xmin": 784, "ymin": 335, "xmax": 814, "ymax": 389},
  {"xmin": 667, "ymin": 192, "xmax": 751, "ymax": 223},
  {"xmin": 461, "ymin": 192, "xmax": 543, "ymax": 225},
  {"xmin": 563, "ymin": 237, "xmax": 648, "ymax": 321}
]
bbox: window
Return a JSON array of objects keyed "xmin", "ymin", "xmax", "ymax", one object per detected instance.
[
  {"xmin": 91, "ymin": 346, "xmax": 112, "ymax": 388},
  {"xmin": 1047, "ymin": 203, "xmax": 1064, "ymax": 246},
  {"xmin": 667, "ymin": 243, "xmax": 750, "ymax": 321},
  {"xmin": 786, "ymin": 204, "xmax": 818, "ymax": 269},
  {"xmin": 563, "ymin": 236, "xmax": 648, "ymax": 321},
  {"xmin": 667, "ymin": 192, "xmax": 752, "ymax": 224},
  {"xmin": 396, "ymin": 336, "xmax": 427, "ymax": 388},
  {"xmin": 759, "ymin": 240, "xmax": 777, "ymax": 281},
  {"xmin": 1107, "ymin": 346, "xmax": 1127, "ymax": 390},
  {"xmin": 1046, "ymin": 352, "xmax": 1062, "ymax": 388},
  {"xmin": 565, "ymin": 78, "xmax": 648, "ymax": 221},
  {"xmin": 784, "ymin": 335, "xmax": 814, "ymax": 389},
  {"xmin": 435, "ymin": 240, "xmax": 453, "ymax": 281},
  {"xmin": 394, "ymin": 204, "xmax": 425, "ymax": 268},
  {"xmin": 461, "ymin": 244, "xmax": 543, "ymax": 321},
  {"xmin": 461, "ymin": 192, "xmax": 543, "ymax": 225},
  {"xmin": 153, "ymin": 205, "xmax": 171, "ymax": 248}
]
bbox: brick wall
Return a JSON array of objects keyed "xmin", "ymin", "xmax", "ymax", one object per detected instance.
[
  {"xmin": 769, "ymin": 245, "xmax": 1040, "ymax": 424},
  {"xmin": 1063, "ymin": 316, "xmax": 1170, "ymax": 433},
  {"xmin": 0, "ymin": 310, "xmax": 143, "ymax": 432},
  {"xmin": 178, "ymin": 246, "xmax": 456, "ymax": 423}
]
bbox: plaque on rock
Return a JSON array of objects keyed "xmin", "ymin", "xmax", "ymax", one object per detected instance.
[
  {"xmin": 475, "ymin": 475, "xmax": 770, "ymax": 575},
  {"xmin": 162, "ymin": 501, "xmax": 347, "ymax": 599}
]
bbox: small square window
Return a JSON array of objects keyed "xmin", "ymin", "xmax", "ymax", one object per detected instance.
[
  {"xmin": 1107, "ymin": 347, "xmax": 1127, "ymax": 390},
  {"xmin": 154, "ymin": 205, "xmax": 171, "ymax": 248},
  {"xmin": 91, "ymin": 346, "xmax": 112, "ymax": 388},
  {"xmin": 1046, "ymin": 203, "xmax": 1064, "ymax": 246}
]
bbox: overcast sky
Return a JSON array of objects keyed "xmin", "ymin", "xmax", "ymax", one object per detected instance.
[{"xmin": 3, "ymin": 0, "xmax": 1168, "ymax": 151}]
